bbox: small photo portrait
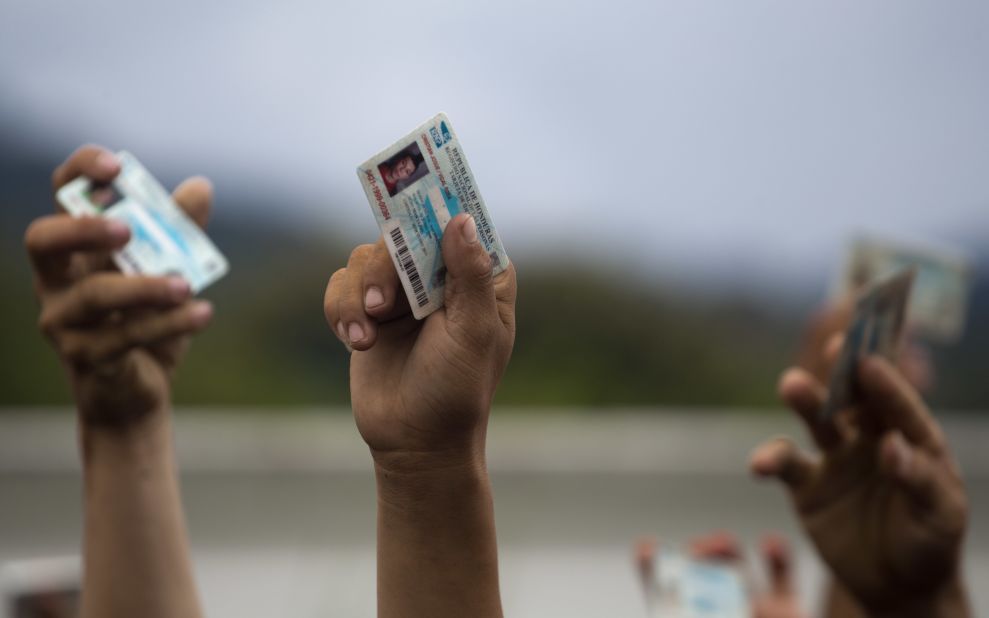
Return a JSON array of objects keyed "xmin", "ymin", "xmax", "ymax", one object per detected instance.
[
  {"xmin": 84, "ymin": 182, "xmax": 124, "ymax": 211},
  {"xmin": 378, "ymin": 142, "xmax": 429, "ymax": 197}
]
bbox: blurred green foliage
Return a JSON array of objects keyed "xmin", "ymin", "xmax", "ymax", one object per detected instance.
[
  {"xmin": 0, "ymin": 230, "xmax": 798, "ymax": 408},
  {"xmin": 2, "ymin": 149, "xmax": 986, "ymax": 411}
]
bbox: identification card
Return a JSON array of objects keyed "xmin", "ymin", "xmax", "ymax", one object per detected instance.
[
  {"xmin": 56, "ymin": 151, "xmax": 228, "ymax": 293},
  {"xmin": 357, "ymin": 113, "xmax": 508, "ymax": 319}
]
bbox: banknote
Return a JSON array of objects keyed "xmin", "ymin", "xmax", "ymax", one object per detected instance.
[
  {"xmin": 55, "ymin": 151, "xmax": 228, "ymax": 293},
  {"xmin": 821, "ymin": 268, "xmax": 915, "ymax": 420},
  {"xmin": 651, "ymin": 549, "xmax": 749, "ymax": 618},
  {"xmin": 357, "ymin": 113, "xmax": 508, "ymax": 319},
  {"xmin": 837, "ymin": 237, "xmax": 970, "ymax": 343}
]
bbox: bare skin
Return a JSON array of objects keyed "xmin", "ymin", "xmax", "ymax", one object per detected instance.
[
  {"xmin": 750, "ymin": 357, "xmax": 970, "ymax": 617},
  {"xmin": 324, "ymin": 213, "xmax": 517, "ymax": 618},
  {"xmin": 28, "ymin": 145, "xmax": 213, "ymax": 618},
  {"xmin": 689, "ymin": 531, "xmax": 809, "ymax": 618}
]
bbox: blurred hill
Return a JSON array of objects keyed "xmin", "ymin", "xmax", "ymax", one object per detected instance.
[{"xmin": 2, "ymin": 143, "xmax": 986, "ymax": 410}]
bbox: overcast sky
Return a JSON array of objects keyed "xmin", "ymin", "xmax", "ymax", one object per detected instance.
[{"xmin": 2, "ymin": 0, "xmax": 987, "ymax": 291}]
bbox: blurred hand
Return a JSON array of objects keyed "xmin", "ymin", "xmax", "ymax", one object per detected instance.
[
  {"xmin": 689, "ymin": 532, "xmax": 808, "ymax": 618},
  {"xmin": 750, "ymin": 357, "xmax": 968, "ymax": 616},
  {"xmin": 27, "ymin": 145, "xmax": 214, "ymax": 427},
  {"xmin": 323, "ymin": 214, "xmax": 517, "ymax": 467},
  {"xmin": 799, "ymin": 301, "xmax": 934, "ymax": 393}
]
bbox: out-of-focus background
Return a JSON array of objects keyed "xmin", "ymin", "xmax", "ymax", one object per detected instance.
[{"xmin": 1, "ymin": 1, "xmax": 987, "ymax": 616}]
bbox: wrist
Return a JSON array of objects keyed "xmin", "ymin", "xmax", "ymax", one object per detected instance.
[
  {"xmin": 373, "ymin": 446, "xmax": 490, "ymax": 508},
  {"xmin": 79, "ymin": 404, "xmax": 173, "ymax": 469},
  {"xmin": 865, "ymin": 572, "xmax": 969, "ymax": 618}
]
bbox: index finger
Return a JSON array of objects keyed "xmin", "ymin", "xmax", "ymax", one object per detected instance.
[
  {"xmin": 25, "ymin": 215, "xmax": 130, "ymax": 288},
  {"xmin": 51, "ymin": 145, "xmax": 121, "ymax": 195}
]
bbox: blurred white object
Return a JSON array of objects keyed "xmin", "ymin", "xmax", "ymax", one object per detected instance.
[
  {"xmin": 1, "ymin": 556, "xmax": 80, "ymax": 618},
  {"xmin": 836, "ymin": 236, "xmax": 972, "ymax": 343}
]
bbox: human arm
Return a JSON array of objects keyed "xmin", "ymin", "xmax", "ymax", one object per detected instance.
[
  {"xmin": 323, "ymin": 214, "xmax": 516, "ymax": 618},
  {"xmin": 750, "ymin": 358, "xmax": 970, "ymax": 617},
  {"xmin": 28, "ymin": 145, "xmax": 213, "ymax": 618}
]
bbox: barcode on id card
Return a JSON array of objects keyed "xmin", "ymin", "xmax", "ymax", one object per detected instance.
[{"xmin": 390, "ymin": 226, "xmax": 429, "ymax": 308}]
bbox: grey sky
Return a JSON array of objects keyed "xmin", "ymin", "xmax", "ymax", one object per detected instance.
[{"xmin": 2, "ymin": 0, "xmax": 987, "ymax": 290}]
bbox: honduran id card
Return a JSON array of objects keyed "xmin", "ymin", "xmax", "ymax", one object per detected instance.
[
  {"xmin": 652, "ymin": 549, "xmax": 749, "ymax": 618},
  {"xmin": 821, "ymin": 268, "xmax": 915, "ymax": 420},
  {"xmin": 55, "ymin": 152, "xmax": 228, "ymax": 293},
  {"xmin": 357, "ymin": 113, "xmax": 508, "ymax": 319}
]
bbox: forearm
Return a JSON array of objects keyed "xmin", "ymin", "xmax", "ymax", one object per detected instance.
[
  {"xmin": 79, "ymin": 408, "xmax": 203, "ymax": 618},
  {"xmin": 373, "ymin": 448, "xmax": 503, "ymax": 618}
]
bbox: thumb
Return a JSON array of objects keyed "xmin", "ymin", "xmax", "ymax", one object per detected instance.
[
  {"xmin": 172, "ymin": 176, "xmax": 213, "ymax": 230},
  {"xmin": 441, "ymin": 214, "xmax": 496, "ymax": 330}
]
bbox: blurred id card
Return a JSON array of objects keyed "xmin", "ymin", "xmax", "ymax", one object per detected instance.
[
  {"xmin": 357, "ymin": 113, "xmax": 508, "ymax": 319},
  {"xmin": 55, "ymin": 151, "xmax": 228, "ymax": 293},
  {"xmin": 655, "ymin": 550, "xmax": 749, "ymax": 618},
  {"xmin": 822, "ymin": 268, "xmax": 915, "ymax": 420}
]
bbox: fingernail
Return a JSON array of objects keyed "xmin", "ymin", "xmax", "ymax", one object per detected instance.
[
  {"xmin": 365, "ymin": 286, "xmax": 384, "ymax": 309},
  {"xmin": 168, "ymin": 277, "xmax": 191, "ymax": 300},
  {"xmin": 190, "ymin": 300, "xmax": 213, "ymax": 325},
  {"xmin": 105, "ymin": 219, "xmax": 130, "ymax": 242},
  {"xmin": 462, "ymin": 215, "xmax": 478, "ymax": 244},
  {"xmin": 96, "ymin": 152, "xmax": 120, "ymax": 173},
  {"xmin": 348, "ymin": 322, "xmax": 365, "ymax": 343}
]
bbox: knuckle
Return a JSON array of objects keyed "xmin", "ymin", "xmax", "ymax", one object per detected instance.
[
  {"xmin": 60, "ymin": 337, "xmax": 90, "ymax": 366},
  {"xmin": 121, "ymin": 317, "xmax": 150, "ymax": 345},
  {"xmin": 37, "ymin": 310, "xmax": 59, "ymax": 338},
  {"xmin": 324, "ymin": 270, "xmax": 346, "ymax": 308},
  {"xmin": 50, "ymin": 166, "xmax": 64, "ymax": 191},
  {"xmin": 76, "ymin": 278, "xmax": 108, "ymax": 312},
  {"xmin": 929, "ymin": 426, "xmax": 948, "ymax": 455},
  {"xmin": 23, "ymin": 219, "xmax": 47, "ymax": 254},
  {"xmin": 347, "ymin": 244, "xmax": 375, "ymax": 267},
  {"xmin": 338, "ymin": 290, "xmax": 364, "ymax": 319}
]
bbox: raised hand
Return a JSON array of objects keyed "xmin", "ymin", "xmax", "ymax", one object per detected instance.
[
  {"xmin": 28, "ymin": 145, "xmax": 213, "ymax": 426},
  {"xmin": 750, "ymin": 358, "xmax": 969, "ymax": 617}
]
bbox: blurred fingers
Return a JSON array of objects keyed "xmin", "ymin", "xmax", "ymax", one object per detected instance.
[
  {"xmin": 823, "ymin": 332, "xmax": 843, "ymax": 367},
  {"xmin": 51, "ymin": 145, "xmax": 120, "ymax": 193},
  {"xmin": 59, "ymin": 300, "xmax": 212, "ymax": 367},
  {"xmin": 25, "ymin": 216, "xmax": 130, "ymax": 288},
  {"xmin": 749, "ymin": 437, "xmax": 817, "ymax": 490},
  {"xmin": 172, "ymin": 176, "xmax": 213, "ymax": 229},
  {"xmin": 40, "ymin": 275, "xmax": 191, "ymax": 330},
  {"xmin": 878, "ymin": 431, "xmax": 952, "ymax": 511},
  {"xmin": 689, "ymin": 531, "xmax": 742, "ymax": 563},
  {"xmin": 859, "ymin": 356, "xmax": 945, "ymax": 453},
  {"xmin": 760, "ymin": 533, "xmax": 794, "ymax": 597},
  {"xmin": 778, "ymin": 367, "xmax": 842, "ymax": 450}
]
